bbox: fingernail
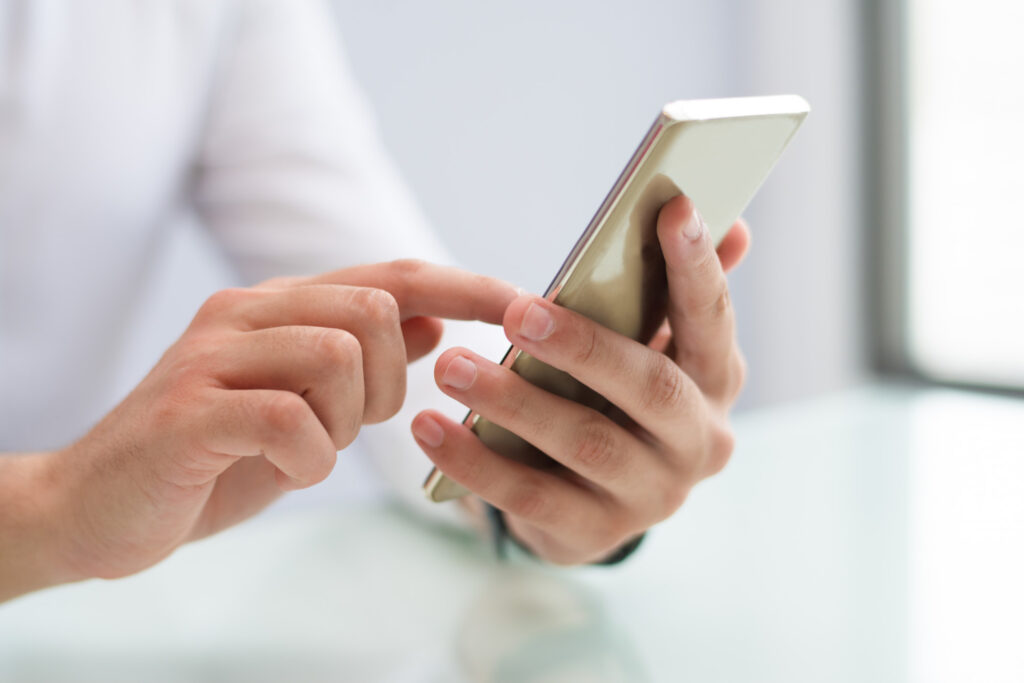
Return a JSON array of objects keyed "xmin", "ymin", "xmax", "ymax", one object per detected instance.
[
  {"xmin": 442, "ymin": 355, "xmax": 477, "ymax": 390},
  {"xmin": 520, "ymin": 302, "xmax": 554, "ymax": 340},
  {"xmin": 682, "ymin": 208, "xmax": 707, "ymax": 242},
  {"xmin": 412, "ymin": 415, "xmax": 445, "ymax": 448}
]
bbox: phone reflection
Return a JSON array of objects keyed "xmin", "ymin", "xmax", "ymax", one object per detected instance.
[{"xmin": 453, "ymin": 568, "xmax": 651, "ymax": 683}]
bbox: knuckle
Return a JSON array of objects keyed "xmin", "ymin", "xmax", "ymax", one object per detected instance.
[
  {"xmin": 700, "ymin": 286, "xmax": 733, "ymax": 323},
  {"xmin": 307, "ymin": 450, "xmax": 339, "ymax": 486},
  {"xmin": 499, "ymin": 385, "xmax": 533, "ymax": 425},
  {"xmin": 570, "ymin": 323, "xmax": 600, "ymax": 367},
  {"xmin": 710, "ymin": 286, "xmax": 732, "ymax": 320},
  {"xmin": 654, "ymin": 485, "xmax": 690, "ymax": 521},
  {"xmin": 640, "ymin": 357, "xmax": 689, "ymax": 415},
  {"xmin": 390, "ymin": 258, "xmax": 426, "ymax": 274},
  {"xmin": 602, "ymin": 518, "xmax": 636, "ymax": 550},
  {"xmin": 354, "ymin": 287, "xmax": 400, "ymax": 328},
  {"xmin": 729, "ymin": 351, "xmax": 748, "ymax": 399},
  {"xmin": 388, "ymin": 258, "xmax": 426, "ymax": 290},
  {"xmin": 255, "ymin": 275, "xmax": 301, "ymax": 290},
  {"xmin": 157, "ymin": 340, "xmax": 222, "ymax": 396},
  {"xmin": 311, "ymin": 328, "xmax": 361, "ymax": 369},
  {"xmin": 572, "ymin": 418, "xmax": 621, "ymax": 475},
  {"xmin": 704, "ymin": 422, "xmax": 736, "ymax": 477},
  {"xmin": 332, "ymin": 409, "xmax": 363, "ymax": 451},
  {"xmin": 473, "ymin": 272, "xmax": 495, "ymax": 292},
  {"xmin": 507, "ymin": 476, "xmax": 553, "ymax": 524},
  {"xmin": 695, "ymin": 245, "xmax": 722, "ymax": 277},
  {"xmin": 684, "ymin": 274, "xmax": 731, "ymax": 321},
  {"xmin": 442, "ymin": 442, "xmax": 485, "ymax": 486},
  {"xmin": 382, "ymin": 387, "xmax": 407, "ymax": 422},
  {"xmin": 195, "ymin": 287, "xmax": 251, "ymax": 324},
  {"xmin": 363, "ymin": 390, "xmax": 404, "ymax": 426},
  {"xmin": 587, "ymin": 500, "xmax": 638, "ymax": 550},
  {"xmin": 383, "ymin": 258, "xmax": 429, "ymax": 313},
  {"xmin": 260, "ymin": 392, "xmax": 309, "ymax": 436},
  {"xmin": 205, "ymin": 287, "xmax": 247, "ymax": 310}
]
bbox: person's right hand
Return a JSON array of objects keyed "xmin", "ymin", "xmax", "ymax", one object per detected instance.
[{"xmin": 39, "ymin": 260, "xmax": 517, "ymax": 586}]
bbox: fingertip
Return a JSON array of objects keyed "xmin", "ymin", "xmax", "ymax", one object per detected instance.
[
  {"xmin": 657, "ymin": 194, "xmax": 711, "ymax": 268},
  {"xmin": 501, "ymin": 293, "xmax": 538, "ymax": 340},
  {"xmin": 411, "ymin": 411, "xmax": 447, "ymax": 449},
  {"xmin": 737, "ymin": 218, "xmax": 751, "ymax": 248},
  {"xmin": 433, "ymin": 346, "xmax": 476, "ymax": 385},
  {"xmin": 717, "ymin": 220, "xmax": 752, "ymax": 272},
  {"xmin": 656, "ymin": 194, "xmax": 695, "ymax": 239}
]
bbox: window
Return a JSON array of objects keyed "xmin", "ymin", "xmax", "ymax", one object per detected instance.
[{"xmin": 902, "ymin": 0, "xmax": 1024, "ymax": 388}]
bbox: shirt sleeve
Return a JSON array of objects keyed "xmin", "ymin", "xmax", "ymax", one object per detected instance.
[
  {"xmin": 192, "ymin": 0, "xmax": 450, "ymax": 281},
  {"xmin": 191, "ymin": 0, "xmax": 493, "ymax": 525}
]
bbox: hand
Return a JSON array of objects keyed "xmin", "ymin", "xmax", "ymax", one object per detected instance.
[
  {"xmin": 31, "ymin": 260, "xmax": 516, "ymax": 585},
  {"xmin": 411, "ymin": 196, "xmax": 750, "ymax": 564}
]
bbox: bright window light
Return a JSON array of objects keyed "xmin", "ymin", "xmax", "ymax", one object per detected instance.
[{"xmin": 906, "ymin": 0, "xmax": 1024, "ymax": 387}]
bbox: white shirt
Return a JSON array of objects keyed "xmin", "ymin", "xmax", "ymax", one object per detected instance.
[{"xmin": 0, "ymin": 0, "xmax": 500, "ymax": 521}]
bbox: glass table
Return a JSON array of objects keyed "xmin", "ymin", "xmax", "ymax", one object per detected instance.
[{"xmin": 2, "ymin": 385, "xmax": 1022, "ymax": 682}]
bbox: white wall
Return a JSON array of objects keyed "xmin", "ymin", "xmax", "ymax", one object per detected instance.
[
  {"xmin": 732, "ymin": 0, "xmax": 868, "ymax": 406},
  {"xmin": 330, "ymin": 0, "xmax": 868, "ymax": 408},
  {"xmin": 121, "ymin": 0, "xmax": 868, "ymax": 411},
  {"xmin": 331, "ymin": 0, "xmax": 742, "ymax": 288}
]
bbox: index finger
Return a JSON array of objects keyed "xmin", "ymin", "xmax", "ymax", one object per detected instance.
[{"xmin": 305, "ymin": 259, "xmax": 518, "ymax": 324}]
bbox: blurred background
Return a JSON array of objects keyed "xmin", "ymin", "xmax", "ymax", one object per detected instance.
[
  {"xmin": 132, "ymin": 0, "xmax": 864, "ymax": 410},
  {"xmin": 3, "ymin": 1, "xmax": 1024, "ymax": 681},
  {"xmin": 133, "ymin": 0, "xmax": 1023, "ymax": 411},
  {"xmin": 332, "ymin": 0, "xmax": 865, "ymax": 411}
]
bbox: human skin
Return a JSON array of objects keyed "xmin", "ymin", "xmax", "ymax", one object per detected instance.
[
  {"xmin": 411, "ymin": 195, "xmax": 750, "ymax": 564},
  {"xmin": 0, "ymin": 195, "xmax": 749, "ymax": 601},
  {"xmin": 0, "ymin": 261, "xmax": 518, "ymax": 603}
]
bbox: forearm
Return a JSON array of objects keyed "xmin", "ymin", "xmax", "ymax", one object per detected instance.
[{"xmin": 0, "ymin": 452, "xmax": 73, "ymax": 604}]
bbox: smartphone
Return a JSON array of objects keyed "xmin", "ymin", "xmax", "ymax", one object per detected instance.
[{"xmin": 423, "ymin": 95, "xmax": 810, "ymax": 502}]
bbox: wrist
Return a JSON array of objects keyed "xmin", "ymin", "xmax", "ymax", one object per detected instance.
[
  {"xmin": 483, "ymin": 502, "xmax": 646, "ymax": 566},
  {"xmin": 0, "ymin": 451, "xmax": 80, "ymax": 603}
]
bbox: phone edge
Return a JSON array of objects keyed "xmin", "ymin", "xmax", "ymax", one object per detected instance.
[{"xmin": 422, "ymin": 113, "xmax": 674, "ymax": 502}]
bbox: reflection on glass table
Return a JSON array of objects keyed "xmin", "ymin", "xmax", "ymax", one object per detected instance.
[{"xmin": 1, "ymin": 385, "xmax": 1021, "ymax": 683}]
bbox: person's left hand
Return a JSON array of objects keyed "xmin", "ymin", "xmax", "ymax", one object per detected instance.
[{"xmin": 411, "ymin": 195, "xmax": 750, "ymax": 565}]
